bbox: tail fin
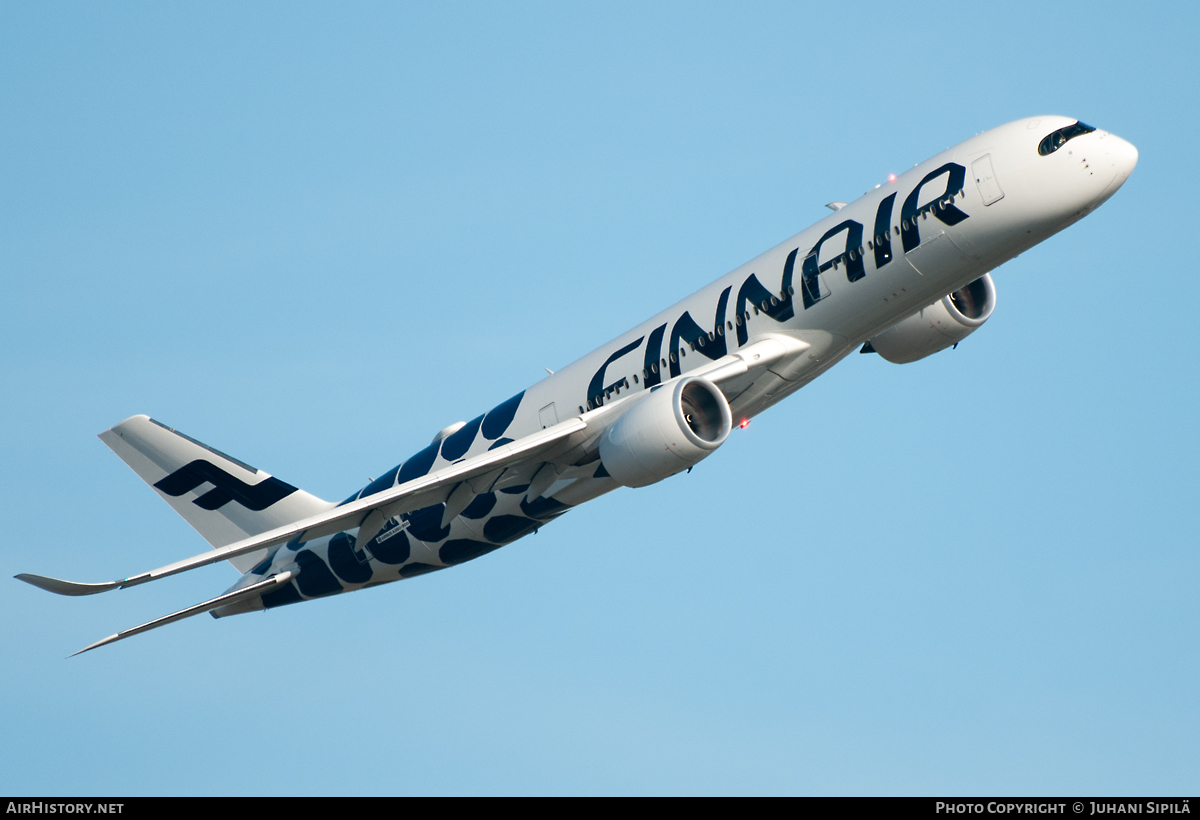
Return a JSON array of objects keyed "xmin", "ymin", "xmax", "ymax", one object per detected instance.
[{"xmin": 98, "ymin": 415, "xmax": 334, "ymax": 573}]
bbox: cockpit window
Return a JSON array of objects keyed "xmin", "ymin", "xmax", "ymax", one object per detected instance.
[{"xmin": 1038, "ymin": 121, "xmax": 1096, "ymax": 156}]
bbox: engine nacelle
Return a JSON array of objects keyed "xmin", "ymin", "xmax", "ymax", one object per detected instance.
[
  {"xmin": 868, "ymin": 273, "xmax": 997, "ymax": 364},
  {"xmin": 599, "ymin": 377, "xmax": 732, "ymax": 488}
]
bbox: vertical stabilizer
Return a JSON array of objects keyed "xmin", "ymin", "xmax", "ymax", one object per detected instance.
[{"xmin": 98, "ymin": 415, "xmax": 334, "ymax": 572}]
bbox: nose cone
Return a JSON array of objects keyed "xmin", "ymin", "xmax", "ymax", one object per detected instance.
[
  {"xmin": 1108, "ymin": 134, "xmax": 1139, "ymax": 181},
  {"xmin": 1087, "ymin": 131, "xmax": 1138, "ymax": 208}
]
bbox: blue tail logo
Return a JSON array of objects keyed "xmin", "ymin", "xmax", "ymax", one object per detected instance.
[{"xmin": 154, "ymin": 460, "xmax": 298, "ymax": 511}]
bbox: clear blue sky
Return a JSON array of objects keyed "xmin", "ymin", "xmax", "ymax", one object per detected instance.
[{"xmin": 2, "ymin": 1, "xmax": 1196, "ymax": 796}]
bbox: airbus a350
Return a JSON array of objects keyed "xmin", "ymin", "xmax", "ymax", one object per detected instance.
[{"xmin": 17, "ymin": 116, "xmax": 1138, "ymax": 655}]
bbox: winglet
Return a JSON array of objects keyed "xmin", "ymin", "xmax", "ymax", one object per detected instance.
[{"xmin": 15, "ymin": 574, "xmax": 122, "ymax": 597}]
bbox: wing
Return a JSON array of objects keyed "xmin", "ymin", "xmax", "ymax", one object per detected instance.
[
  {"xmin": 18, "ymin": 416, "xmax": 588, "ymax": 597},
  {"xmin": 688, "ymin": 334, "xmax": 809, "ymax": 385},
  {"xmin": 68, "ymin": 571, "xmax": 295, "ymax": 656},
  {"xmin": 18, "ymin": 335, "xmax": 804, "ymax": 599}
]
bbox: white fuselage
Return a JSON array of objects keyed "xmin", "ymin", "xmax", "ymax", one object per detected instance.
[{"xmin": 236, "ymin": 116, "xmax": 1137, "ymax": 610}]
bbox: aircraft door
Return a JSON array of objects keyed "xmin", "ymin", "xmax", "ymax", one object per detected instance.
[
  {"xmin": 801, "ymin": 252, "xmax": 832, "ymax": 305},
  {"xmin": 972, "ymin": 154, "xmax": 1005, "ymax": 205},
  {"xmin": 538, "ymin": 403, "xmax": 559, "ymax": 429}
]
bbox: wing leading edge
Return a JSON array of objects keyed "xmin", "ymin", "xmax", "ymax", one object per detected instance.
[
  {"xmin": 20, "ymin": 335, "xmax": 808, "ymax": 658},
  {"xmin": 18, "ymin": 336, "xmax": 805, "ymax": 600}
]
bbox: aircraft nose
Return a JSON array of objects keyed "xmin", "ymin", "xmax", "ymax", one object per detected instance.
[
  {"xmin": 1086, "ymin": 131, "xmax": 1138, "ymax": 207},
  {"xmin": 1108, "ymin": 134, "xmax": 1139, "ymax": 180}
]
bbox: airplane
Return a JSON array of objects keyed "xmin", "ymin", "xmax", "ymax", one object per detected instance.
[{"xmin": 17, "ymin": 116, "xmax": 1138, "ymax": 655}]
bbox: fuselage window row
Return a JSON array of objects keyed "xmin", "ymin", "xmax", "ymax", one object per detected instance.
[{"xmin": 584, "ymin": 188, "xmax": 971, "ymax": 413}]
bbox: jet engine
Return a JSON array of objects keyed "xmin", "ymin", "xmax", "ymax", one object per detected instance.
[
  {"xmin": 867, "ymin": 274, "xmax": 997, "ymax": 364},
  {"xmin": 599, "ymin": 377, "xmax": 732, "ymax": 488}
]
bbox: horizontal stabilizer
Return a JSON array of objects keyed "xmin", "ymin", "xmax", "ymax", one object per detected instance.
[{"xmin": 70, "ymin": 571, "xmax": 293, "ymax": 657}]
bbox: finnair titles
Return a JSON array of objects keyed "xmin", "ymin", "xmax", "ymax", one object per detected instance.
[{"xmin": 18, "ymin": 117, "xmax": 1138, "ymax": 655}]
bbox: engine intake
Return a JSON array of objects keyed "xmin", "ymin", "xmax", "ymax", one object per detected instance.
[
  {"xmin": 599, "ymin": 377, "xmax": 732, "ymax": 488},
  {"xmin": 868, "ymin": 273, "xmax": 997, "ymax": 364}
]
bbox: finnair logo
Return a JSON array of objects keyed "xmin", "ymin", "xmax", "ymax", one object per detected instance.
[
  {"xmin": 154, "ymin": 459, "xmax": 298, "ymax": 511},
  {"xmin": 585, "ymin": 162, "xmax": 972, "ymax": 408}
]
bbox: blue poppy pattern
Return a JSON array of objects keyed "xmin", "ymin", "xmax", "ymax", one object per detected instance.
[{"xmin": 255, "ymin": 388, "xmax": 588, "ymax": 609}]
